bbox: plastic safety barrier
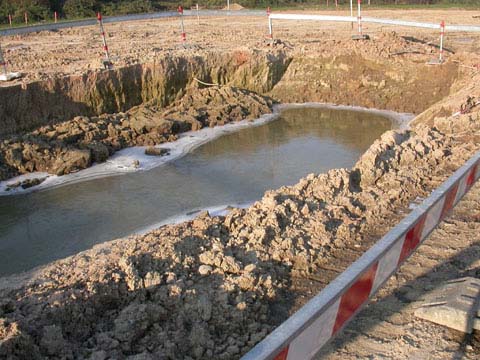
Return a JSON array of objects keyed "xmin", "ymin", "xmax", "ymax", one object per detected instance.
[{"xmin": 242, "ymin": 150, "xmax": 480, "ymax": 360}]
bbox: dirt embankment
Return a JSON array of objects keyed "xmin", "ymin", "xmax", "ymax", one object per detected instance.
[
  {"xmin": 0, "ymin": 86, "xmax": 274, "ymax": 181},
  {"xmin": 0, "ymin": 50, "xmax": 290, "ymax": 136},
  {"xmin": 0, "ymin": 49, "xmax": 290, "ymax": 182}
]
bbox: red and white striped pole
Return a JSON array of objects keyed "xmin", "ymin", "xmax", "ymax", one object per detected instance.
[
  {"xmin": 97, "ymin": 12, "xmax": 112, "ymax": 69},
  {"xmin": 357, "ymin": 0, "xmax": 363, "ymax": 36},
  {"xmin": 54, "ymin": 11, "xmax": 58, "ymax": 23},
  {"xmin": 196, "ymin": 3, "xmax": 200, "ymax": 25},
  {"xmin": 0, "ymin": 43, "xmax": 7, "ymax": 75},
  {"xmin": 178, "ymin": 6, "xmax": 186, "ymax": 43},
  {"xmin": 24, "ymin": 12, "xmax": 28, "ymax": 25},
  {"xmin": 8, "ymin": 14, "xmax": 12, "ymax": 27},
  {"xmin": 267, "ymin": 7, "xmax": 273, "ymax": 42},
  {"xmin": 439, "ymin": 20, "xmax": 445, "ymax": 63}
]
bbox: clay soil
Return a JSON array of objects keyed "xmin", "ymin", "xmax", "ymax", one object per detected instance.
[{"xmin": 0, "ymin": 8, "xmax": 480, "ymax": 360}]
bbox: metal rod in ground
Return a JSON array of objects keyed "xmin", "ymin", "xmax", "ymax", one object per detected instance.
[
  {"xmin": 267, "ymin": 9, "xmax": 273, "ymax": 44},
  {"xmin": 8, "ymin": 14, "xmax": 12, "ymax": 27},
  {"xmin": 196, "ymin": 4, "xmax": 200, "ymax": 25},
  {"xmin": 55, "ymin": 11, "xmax": 58, "ymax": 23},
  {"xmin": 97, "ymin": 12, "xmax": 112, "ymax": 69},
  {"xmin": 350, "ymin": 0, "xmax": 353, "ymax": 29},
  {"xmin": 178, "ymin": 6, "xmax": 186, "ymax": 43},
  {"xmin": 24, "ymin": 12, "xmax": 28, "ymax": 25},
  {"xmin": 439, "ymin": 20, "xmax": 445, "ymax": 62},
  {"xmin": 357, "ymin": 0, "xmax": 362, "ymax": 35},
  {"xmin": 0, "ymin": 43, "xmax": 7, "ymax": 75}
]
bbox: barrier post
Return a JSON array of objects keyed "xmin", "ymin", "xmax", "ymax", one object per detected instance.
[
  {"xmin": 24, "ymin": 12, "xmax": 28, "ymax": 25},
  {"xmin": 352, "ymin": 0, "xmax": 369, "ymax": 40},
  {"xmin": 8, "ymin": 14, "xmax": 12, "ymax": 27},
  {"xmin": 350, "ymin": 0, "xmax": 354, "ymax": 29},
  {"xmin": 54, "ymin": 11, "xmax": 58, "ymax": 23},
  {"xmin": 96, "ymin": 12, "xmax": 113, "ymax": 69},
  {"xmin": 357, "ymin": 0, "xmax": 362, "ymax": 35},
  {"xmin": 267, "ymin": 8, "xmax": 273, "ymax": 44},
  {"xmin": 196, "ymin": 4, "xmax": 200, "ymax": 25},
  {"xmin": 439, "ymin": 20, "xmax": 445, "ymax": 62},
  {"xmin": 178, "ymin": 6, "xmax": 186, "ymax": 44}
]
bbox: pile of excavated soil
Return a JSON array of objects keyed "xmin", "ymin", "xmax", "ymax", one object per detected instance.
[
  {"xmin": 0, "ymin": 88, "xmax": 479, "ymax": 358},
  {"xmin": 223, "ymin": 3, "xmax": 244, "ymax": 10},
  {"xmin": 0, "ymin": 86, "xmax": 274, "ymax": 181}
]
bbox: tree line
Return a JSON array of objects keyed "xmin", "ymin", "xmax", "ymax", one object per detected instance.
[{"xmin": 1, "ymin": 0, "xmax": 478, "ymax": 25}]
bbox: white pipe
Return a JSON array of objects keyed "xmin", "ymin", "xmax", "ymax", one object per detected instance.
[
  {"xmin": 439, "ymin": 21, "xmax": 445, "ymax": 62},
  {"xmin": 446, "ymin": 24, "xmax": 480, "ymax": 32},
  {"xmin": 268, "ymin": 16, "xmax": 273, "ymax": 39},
  {"xmin": 270, "ymin": 14, "xmax": 356, "ymax": 22},
  {"xmin": 268, "ymin": 14, "xmax": 479, "ymax": 32},
  {"xmin": 362, "ymin": 16, "xmax": 441, "ymax": 29}
]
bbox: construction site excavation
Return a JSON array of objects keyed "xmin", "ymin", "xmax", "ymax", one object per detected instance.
[{"xmin": 0, "ymin": 6, "xmax": 480, "ymax": 360}]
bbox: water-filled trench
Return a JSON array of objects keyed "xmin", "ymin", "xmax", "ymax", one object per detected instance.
[{"xmin": 0, "ymin": 106, "xmax": 402, "ymax": 275}]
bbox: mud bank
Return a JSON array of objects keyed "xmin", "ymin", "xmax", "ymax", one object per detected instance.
[
  {"xmin": 0, "ymin": 50, "xmax": 291, "ymax": 136},
  {"xmin": 0, "ymin": 86, "xmax": 274, "ymax": 182}
]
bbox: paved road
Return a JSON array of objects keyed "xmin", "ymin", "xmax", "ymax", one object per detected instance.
[{"xmin": 0, "ymin": 10, "xmax": 265, "ymax": 37}]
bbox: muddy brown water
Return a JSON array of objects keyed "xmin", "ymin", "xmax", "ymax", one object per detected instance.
[{"xmin": 0, "ymin": 107, "xmax": 395, "ymax": 276}]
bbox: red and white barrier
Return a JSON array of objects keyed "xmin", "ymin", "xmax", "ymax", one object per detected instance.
[
  {"xmin": 242, "ymin": 150, "xmax": 480, "ymax": 360},
  {"xmin": 96, "ymin": 12, "xmax": 113, "ymax": 69},
  {"xmin": 178, "ymin": 6, "xmax": 186, "ymax": 44},
  {"xmin": 54, "ymin": 11, "xmax": 58, "ymax": 24},
  {"xmin": 24, "ymin": 12, "xmax": 28, "ymax": 25},
  {"xmin": 439, "ymin": 20, "xmax": 445, "ymax": 62},
  {"xmin": 267, "ymin": 7, "xmax": 273, "ymax": 41},
  {"xmin": 8, "ymin": 14, "xmax": 12, "ymax": 27},
  {"xmin": 357, "ymin": 0, "xmax": 362, "ymax": 35}
]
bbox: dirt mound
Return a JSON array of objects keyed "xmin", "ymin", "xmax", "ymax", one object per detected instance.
[
  {"xmin": 0, "ymin": 86, "xmax": 274, "ymax": 182},
  {"xmin": 223, "ymin": 3, "xmax": 244, "ymax": 10}
]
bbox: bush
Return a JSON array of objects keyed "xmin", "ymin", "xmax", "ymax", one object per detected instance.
[
  {"xmin": 101, "ymin": 0, "xmax": 155, "ymax": 16},
  {"xmin": 63, "ymin": 0, "xmax": 99, "ymax": 18}
]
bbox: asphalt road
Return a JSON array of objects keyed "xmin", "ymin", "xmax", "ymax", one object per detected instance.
[{"xmin": 0, "ymin": 10, "xmax": 266, "ymax": 37}]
